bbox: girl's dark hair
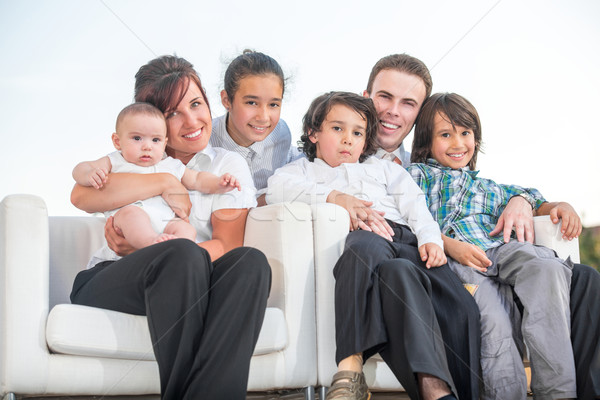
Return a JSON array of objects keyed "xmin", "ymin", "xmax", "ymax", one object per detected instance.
[
  {"xmin": 224, "ymin": 49, "xmax": 285, "ymax": 100},
  {"xmin": 134, "ymin": 55, "xmax": 210, "ymax": 115},
  {"xmin": 300, "ymin": 91, "xmax": 378, "ymax": 163},
  {"xmin": 412, "ymin": 92, "xmax": 482, "ymax": 170}
]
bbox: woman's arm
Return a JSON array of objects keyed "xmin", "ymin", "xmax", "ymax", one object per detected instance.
[
  {"xmin": 71, "ymin": 172, "xmax": 191, "ymax": 218},
  {"xmin": 198, "ymin": 208, "xmax": 249, "ymax": 260}
]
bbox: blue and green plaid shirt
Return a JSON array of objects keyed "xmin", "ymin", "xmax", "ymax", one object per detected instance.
[{"xmin": 407, "ymin": 159, "xmax": 546, "ymax": 251}]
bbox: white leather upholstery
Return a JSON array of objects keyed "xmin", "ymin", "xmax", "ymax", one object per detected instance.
[{"xmin": 0, "ymin": 194, "xmax": 316, "ymax": 396}]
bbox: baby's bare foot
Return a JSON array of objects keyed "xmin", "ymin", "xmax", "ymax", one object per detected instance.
[{"xmin": 153, "ymin": 233, "xmax": 178, "ymax": 244}]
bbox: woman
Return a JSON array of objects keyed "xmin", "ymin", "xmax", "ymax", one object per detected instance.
[{"xmin": 70, "ymin": 55, "xmax": 271, "ymax": 400}]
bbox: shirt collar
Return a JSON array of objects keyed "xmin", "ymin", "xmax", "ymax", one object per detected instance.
[
  {"xmin": 426, "ymin": 158, "xmax": 480, "ymax": 177},
  {"xmin": 186, "ymin": 143, "xmax": 217, "ymax": 170}
]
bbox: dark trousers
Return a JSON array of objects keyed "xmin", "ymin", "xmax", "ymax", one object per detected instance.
[
  {"xmin": 570, "ymin": 263, "xmax": 600, "ymax": 399},
  {"xmin": 70, "ymin": 239, "xmax": 271, "ymax": 400},
  {"xmin": 333, "ymin": 225, "xmax": 481, "ymax": 400}
]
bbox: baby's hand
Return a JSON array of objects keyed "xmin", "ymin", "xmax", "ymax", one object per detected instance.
[
  {"xmin": 549, "ymin": 202, "xmax": 582, "ymax": 240},
  {"xmin": 87, "ymin": 168, "xmax": 108, "ymax": 189},
  {"xmin": 216, "ymin": 173, "xmax": 241, "ymax": 193},
  {"xmin": 419, "ymin": 243, "xmax": 447, "ymax": 268}
]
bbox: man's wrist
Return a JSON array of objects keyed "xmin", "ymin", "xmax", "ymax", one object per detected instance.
[{"xmin": 512, "ymin": 193, "xmax": 536, "ymax": 209}]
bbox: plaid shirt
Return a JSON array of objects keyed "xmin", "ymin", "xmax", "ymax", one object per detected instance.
[{"xmin": 407, "ymin": 159, "xmax": 546, "ymax": 251}]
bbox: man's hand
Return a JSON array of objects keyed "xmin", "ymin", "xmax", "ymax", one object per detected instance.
[
  {"xmin": 418, "ymin": 242, "xmax": 447, "ymax": 268},
  {"xmin": 490, "ymin": 195, "xmax": 534, "ymax": 243},
  {"xmin": 327, "ymin": 190, "xmax": 394, "ymax": 241}
]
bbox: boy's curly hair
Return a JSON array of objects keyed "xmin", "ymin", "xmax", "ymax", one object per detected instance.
[{"xmin": 300, "ymin": 91, "xmax": 378, "ymax": 162}]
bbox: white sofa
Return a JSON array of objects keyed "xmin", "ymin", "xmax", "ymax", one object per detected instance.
[
  {"xmin": 0, "ymin": 194, "xmax": 319, "ymax": 398},
  {"xmin": 0, "ymin": 194, "xmax": 580, "ymax": 399}
]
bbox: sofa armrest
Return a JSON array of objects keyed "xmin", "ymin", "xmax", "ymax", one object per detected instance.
[
  {"xmin": 0, "ymin": 194, "xmax": 51, "ymax": 393},
  {"xmin": 244, "ymin": 202, "xmax": 317, "ymax": 387},
  {"xmin": 533, "ymin": 215, "xmax": 580, "ymax": 263}
]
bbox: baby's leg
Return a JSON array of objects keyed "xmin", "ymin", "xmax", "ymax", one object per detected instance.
[
  {"xmin": 163, "ymin": 219, "xmax": 197, "ymax": 242},
  {"xmin": 447, "ymin": 259, "xmax": 527, "ymax": 400},
  {"xmin": 113, "ymin": 205, "xmax": 160, "ymax": 249}
]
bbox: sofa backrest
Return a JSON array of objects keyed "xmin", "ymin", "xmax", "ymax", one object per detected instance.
[{"xmin": 48, "ymin": 216, "xmax": 106, "ymax": 308}]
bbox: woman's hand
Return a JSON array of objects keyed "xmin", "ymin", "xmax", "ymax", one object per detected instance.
[
  {"xmin": 489, "ymin": 195, "xmax": 534, "ymax": 243},
  {"xmin": 327, "ymin": 190, "xmax": 394, "ymax": 240},
  {"xmin": 104, "ymin": 216, "xmax": 137, "ymax": 256},
  {"xmin": 161, "ymin": 179, "xmax": 192, "ymax": 221},
  {"xmin": 418, "ymin": 242, "xmax": 447, "ymax": 268},
  {"xmin": 443, "ymin": 235, "xmax": 491, "ymax": 273}
]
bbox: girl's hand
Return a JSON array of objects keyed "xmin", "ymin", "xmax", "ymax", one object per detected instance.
[
  {"xmin": 104, "ymin": 216, "xmax": 137, "ymax": 256},
  {"xmin": 548, "ymin": 202, "xmax": 582, "ymax": 240},
  {"xmin": 446, "ymin": 239, "xmax": 491, "ymax": 273},
  {"xmin": 327, "ymin": 190, "xmax": 394, "ymax": 240},
  {"xmin": 418, "ymin": 243, "xmax": 447, "ymax": 268}
]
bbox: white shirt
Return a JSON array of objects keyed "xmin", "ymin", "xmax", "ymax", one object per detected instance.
[
  {"xmin": 186, "ymin": 144, "xmax": 257, "ymax": 242},
  {"xmin": 266, "ymin": 156, "xmax": 442, "ymax": 248},
  {"xmin": 210, "ymin": 113, "xmax": 294, "ymax": 193},
  {"xmin": 375, "ymin": 142, "xmax": 411, "ymax": 167}
]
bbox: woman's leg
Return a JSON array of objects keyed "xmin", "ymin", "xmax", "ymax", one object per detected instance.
[
  {"xmin": 570, "ymin": 263, "xmax": 600, "ymax": 399},
  {"xmin": 71, "ymin": 240, "xmax": 271, "ymax": 400},
  {"xmin": 182, "ymin": 246, "xmax": 271, "ymax": 400}
]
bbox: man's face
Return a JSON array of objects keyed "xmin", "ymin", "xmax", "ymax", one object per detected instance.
[{"xmin": 364, "ymin": 69, "xmax": 427, "ymax": 152}]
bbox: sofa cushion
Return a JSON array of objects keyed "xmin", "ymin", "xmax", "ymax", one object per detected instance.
[{"xmin": 47, "ymin": 304, "xmax": 287, "ymax": 360}]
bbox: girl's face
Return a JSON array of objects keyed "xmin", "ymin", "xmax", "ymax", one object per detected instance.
[
  {"xmin": 221, "ymin": 73, "xmax": 283, "ymax": 147},
  {"xmin": 164, "ymin": 81, "xmax": 212, "ymax": 164},
  {"xmin": 309, "ymin": 104, "xmax": 367, "ymax": 167},
  {"xmin": 430, "ymin": 112, "xmax": 475, "ymax": 169}
]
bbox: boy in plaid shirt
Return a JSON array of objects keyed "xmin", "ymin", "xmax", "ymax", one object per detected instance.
[{"xmin": 408, "ymin": 93, "xmax": 579, "ymax": 400}]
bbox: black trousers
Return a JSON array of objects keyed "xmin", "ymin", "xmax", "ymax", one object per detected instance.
[
  {"xmin": 570, "ymin": 263, "xmax": 600, "ymax": 399},
  {"xmin": 333, "ymin": 225, "xmax": 481, "ymax": 400},
  {"xmin": 70, "ymin": 239, "xmax": 271, "ymax": 400}
]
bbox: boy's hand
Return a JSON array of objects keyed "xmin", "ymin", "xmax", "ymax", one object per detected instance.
[
  {"xmin": 446, "ymin": 240, "xmax": 491, "ymax": 273},
  {"xmin": 548, "ymin": 202, "xmax": 582, "ymax": 240},
  {"xmin": 328, "ymin": 191, "xmax": 394, "ymax": 240},
  {"xmin": 490, "ymin": 195, "xmax": 534, "ymax": 243},
  {"xmin": 87, "ymin": 168, "xmax": 109, "ymax": 189},
  {"xmin": 215, "ymin": 173, "xmax": 241, "ymax": 193},
  {"xmin": 419, "ymin": 243, "xmax": 447, "ymax": 268}
]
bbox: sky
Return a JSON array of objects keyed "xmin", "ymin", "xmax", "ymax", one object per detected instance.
[{"xmin": 1, "ymin": 0, "xmax": 599, "ymax": 226}]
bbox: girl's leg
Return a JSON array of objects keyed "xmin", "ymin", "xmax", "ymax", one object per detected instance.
[{"xmin": 113, "ymin": 205, "xmax": 159, "ymax": 248}]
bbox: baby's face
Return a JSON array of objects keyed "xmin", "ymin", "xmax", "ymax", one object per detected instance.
[
  {"xmin": 430, "ymin": 112, "xmax": 475, "ymax": 169},
  {"xmin": 309, "ymin": 104, "xmax": 367, "ymax": 167},
  {"xmin": 113, "ymin": 114, "xmax": 167, "ymax": 167}
]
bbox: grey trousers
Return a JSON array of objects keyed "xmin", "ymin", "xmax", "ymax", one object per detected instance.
[{"xmin": 448, "ymin": 240, "xmax": 576, "ymax": 400}]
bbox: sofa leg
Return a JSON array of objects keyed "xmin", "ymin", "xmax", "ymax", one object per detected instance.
[
  {"xmin": 303, "ymin": 385, "xmax": 316, "ymax": 400},
  {"xmin": 318, "ymin": 386, "xmax": 328, "ymax": 399},
  {"xmin": 2, "ymin": 394, "xmax": 16, "ymax": 400}
]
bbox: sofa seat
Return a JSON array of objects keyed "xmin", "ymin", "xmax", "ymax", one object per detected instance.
[{"xmin": 46, "ymin": 304, "xmax": 287, "ymax": 361}]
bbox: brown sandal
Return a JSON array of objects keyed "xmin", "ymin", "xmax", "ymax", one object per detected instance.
[{"xmin": 325, "ymin": 370, "xmax": 371, "ymax": 400}]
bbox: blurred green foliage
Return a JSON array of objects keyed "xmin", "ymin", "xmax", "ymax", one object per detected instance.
[{"xmin": 580, "ymin": 226, "xmax": 600, "ymax": 272}]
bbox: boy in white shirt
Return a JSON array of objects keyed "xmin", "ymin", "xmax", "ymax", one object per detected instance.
[
  {"xmin": 73, "ymin": 102, "xmax": 239, "ymax": 265},
  {"xmin": 267, "ymin": 92, "xmax": 459, "ymax": 400}
]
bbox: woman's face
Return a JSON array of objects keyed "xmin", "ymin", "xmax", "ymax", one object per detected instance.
[{"xmin": 164, "ymin": 81, "xmax": 212, "ymax": 164}]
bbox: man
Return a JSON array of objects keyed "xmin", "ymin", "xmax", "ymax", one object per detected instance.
[{"xmin": 364, "ymin": 53, "xmax": 600, "ymax": 400}]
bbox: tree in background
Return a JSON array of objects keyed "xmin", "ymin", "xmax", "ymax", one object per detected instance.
[{"xmin": 579, "ymin": 226, "xmax": 600, "ymax": 273}]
